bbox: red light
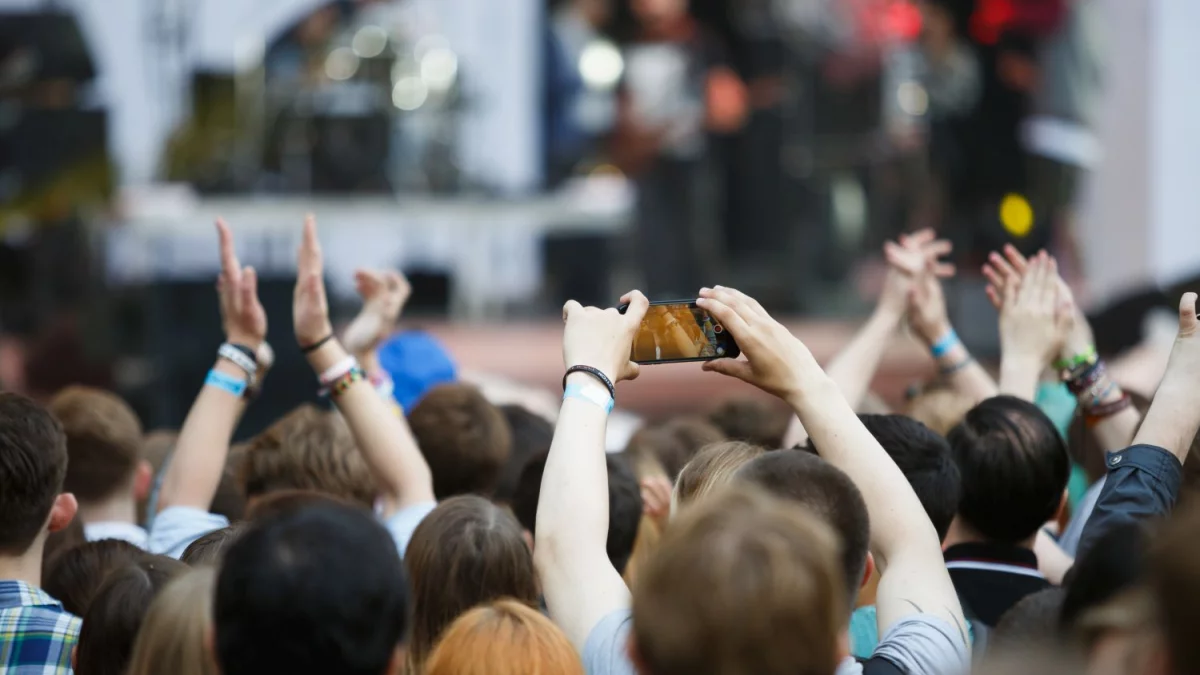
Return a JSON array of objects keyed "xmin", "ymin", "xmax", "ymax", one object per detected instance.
[
  {"xmin": 886, "ymin": 1, "xmax": 923, "ymax": 41},
  {"xmin": 970, "ymin": 0, "xmax": 1015, "ymax": 45}
]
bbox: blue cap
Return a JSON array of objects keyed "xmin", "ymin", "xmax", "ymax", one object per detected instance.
[{"xmin": 378, "ymin": 331, "xmax": 457, "ymax": 411}]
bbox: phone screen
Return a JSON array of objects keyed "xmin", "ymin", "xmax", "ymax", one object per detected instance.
[{"xmin": 629, "ymin": 302, "xmax": 739, "ymax": 364}]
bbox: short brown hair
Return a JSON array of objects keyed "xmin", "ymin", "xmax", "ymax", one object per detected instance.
[
  {"xmin": 0, "ymin": 393, "xmax": 69, "ymax": 555},
  {"xmin": 44, "ymin": 539, "xmax": 147, "ymax": 616},
  {"xmin": 632, "ymin": 486, "xmax": 847, "ymax": 675},
  {"xmin": 673, "ymin": 441, "xmax": 767, "ymax": 510},
  {"xmin": 1149, "ymin": 501, "xmax": 1200, "ymax": 671},
  {"xmin": 49, "ymin": 386, "xmax": 144, "ymax": 504},
  {"xmin": 708, "ymin": 399, "xmax": 791, "ymax": 449},
  {"xmin": 407, "ymin": 384, "xmax": 512, "ymax": 499},
  {"xmin": 238, "ymin": 405, "xmax": 378, "ymax": 509},
  {"xmin": 624, "ymin": 417, "xmax": 726, "ymax": 481},
  {"xmin": 180, "ymin": 524, "xmax": 248, "ymax": 567},
  {"xmin": 424, "ymin": 600, "xmax": 584, "ymax": 675},
  {"xmin": 404, "ymin": 495, "xmax": 538, "ymax": 671}
]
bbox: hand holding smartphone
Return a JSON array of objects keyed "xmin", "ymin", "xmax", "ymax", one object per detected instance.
[{"xmin": 618, "ymin": 300, "xmax": 740, "ymax": 365}]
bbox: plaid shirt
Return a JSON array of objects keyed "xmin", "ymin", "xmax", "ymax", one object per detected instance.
[{"xmin": 0, "ymin": 580, "xmax": 81, "ymax": 674}]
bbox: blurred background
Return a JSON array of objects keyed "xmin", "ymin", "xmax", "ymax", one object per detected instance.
[{"xmin": 1, "ymin": 0, "xmax": 1198, "ymax": 432}]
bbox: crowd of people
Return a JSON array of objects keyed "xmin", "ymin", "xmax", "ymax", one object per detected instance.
[{"xmin": 1, "ymin": 213, "xmax": 1198, "ymax": 675}]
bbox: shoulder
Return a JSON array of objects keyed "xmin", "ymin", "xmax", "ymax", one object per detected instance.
[{"xmin": 581, "ymin": 609, "xmax": 636, "ymax": 675}]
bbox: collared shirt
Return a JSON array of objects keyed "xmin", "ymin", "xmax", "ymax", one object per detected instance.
[
  {"xmin": 0, "ymin": 580, "xmax": 81, "ymax": 674},
  {"xmin": 943, "ymin": 542, "xmax": 1049, "ymax": 628},
  {"xmin": 83, "ymin": 521, "xmax": 149, "ymax": 550},
  {"xmin": 1077, "ymin": 444, "xmax": 1183, "ymax": 559}
]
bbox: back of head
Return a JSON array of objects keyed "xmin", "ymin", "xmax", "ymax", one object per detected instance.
[
  {"xmin": 624, "ymin": 416, "xmax": 726, "ymax": 481},
  {"xmin": 1148, "ymin": 500, "xmax": 1200, "ymax": 673},
  {"xmin": 215, "ymin": 503, "xmax": 409, "ymax": 675},
  {"xmin": 180, "ymin": 523, "xmax": 248, "ymax": 567},
  {"xmin": 492, "ymin": 404, "xmax": 554, "ymax": 504},
  {"xmin": 127, "ymin": 567, "xmax": 219, "ymax": 675},
  {"xmin": 707, "ymin": 399, "xmax": 790, "ymax": 449},
  {"xmin": 674, "ymin": 441, "xmax": 767, "ymax": 510},
  {"xmin": 75, "ymin": 554, "xmax": 187, "ymax": 675},
  {"xmin": 0, "ymin": 393, "xmax": 69, "ymax": 557},
  {"xmin": 1060, "ymin": 522, "xmax": 1148, "ymax": 633},
  {"xmin": 424, "ymin": 599, "xmax": 585, "ymax": 675},
  {"xmin": 49, "ymin": 386, "xmax": 143, "ymax": 505},
  {"xmin": 243, "ymin": 488, "xmax": 356, "ymax": 522},
  {"xmin": 405, "ymin": 495, "xmax": 538, "ymax": 670},
  {"xmin": 239, "ymin": 404, "xmax": 379, "ymax": 508},
  {"xmin": 511, "ymin": 451, "xmax": 642, "ymax": 574},
  {"xmin": 992, "ymin": 587, "xmax": 1067, "ymax": 652},
  {"xmin": 854, "ymin": 414, "xmax": 960, "ymax": 541},
  {"xmin": 44, "ymin": 539, "xmax": 147, "ymax": 616},
  {"xmin": 632, "ymin": 485, "xmax": 847, "ymax": 675},
  {"xmin": 947, "ymin": 396, "xmax": 1069, "ymax": 544},
  {"xmin": 407, "ymin": 383, "xmax": 513, "ymax": 498},
  {"xmin": 735, "ymin": 451, "xmax": 870, "ymax": 603}
]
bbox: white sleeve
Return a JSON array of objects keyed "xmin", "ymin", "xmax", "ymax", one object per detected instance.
[
  {"xmin": 147, "ymin": 507, "xmax": 230, "ymax": 559},
  {"xmin": 382, "ymin": 501, "xmax": 438, "ymax": 558},
  {"xmin": 872, "ymin": 614, "xmax": 971, "ymax": 675}
]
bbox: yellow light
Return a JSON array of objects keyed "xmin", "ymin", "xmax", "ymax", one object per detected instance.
[{"xmin": 1000, "ymin": 194, "xmax": 1034, "ymax": 237}]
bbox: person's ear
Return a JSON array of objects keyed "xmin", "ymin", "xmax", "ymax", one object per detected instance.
[
  {"xmin": 205, "ymin": 621, "xmax": 218, "ymax": 665},
  {"xmin": 48, "ymin": 493, "xmax": 78, "ymax": 533},
  {"xmin": 860, "ymin": 552, "xmax": 876, "ymax": 590},
  {"xmin": 133, "ymin": 460, "xmax": 153, "ymax": 502},
  {"xmin": 837, "ymin": 628, "xmax": 851, "ymax": 662},
  {"xmin": 522, "ymin": 529, "xmax": 534, "ymax": 552},
  {"xmin": 626, "ymin": 632, "xmax": 653, "ymax": 675},
  {"xmin": 385, "ymin": 644, "xmax": 407, "ymax": 675}
]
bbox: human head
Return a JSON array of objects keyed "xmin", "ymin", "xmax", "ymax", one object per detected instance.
[
  {"xmin": 239, "ymin": 404, "xmax": 378, "ymax": 509},
  {"xmin": 49, "ymin": 386, "xmax": 148, "ymax": 509},
  {"xmin": 180, "ymin": 523, "xmax": 248, "ymax": 567},
  {"xmin": 707, "ymin": 399, "xmax": 790, "ymax": 449},
  {"xmin": 624, "ymin": 417, "xmax": 725, "ymax": 481},
  {"xmin": 492, "ymin": 404, "xmax": 553, "ymax": 504},
  {"xmin": 904, "ymin": 383, "xmax": 973, "ymax": 436},
  {"xmin": 74, "ymin": 554, "xmax": 187, "ymax": 675},
  {"xmin": 811, "ymin": 414, "xmax": 960, "ymax": 541},
  {"xmin": 992, "ymin": 587, "xmax": 1067, "ymax": 652},
  {"xmin": 630, "ymin": 0, "xmax": 687, "ymax": 26},
  {"xmin": 0, "ymin": 393, "xmax": 77, "ymax": 558},
  {"xmin": 126, "ymin": 567, "xmax": 219, "ymax": 675},
  {"xmin": 672, "ymin": 441, "xmax": 766, "ymax": 510},
  {"xmin": 631, "ymin": 485, "xmax": 847, "ymax": 675},
  {"xmin": 423, "ymin": 599, "xmax": 585, "ymax": 675},
  {"xmin": 407, "ymin": 383, "xmax": 513, "ymax": 499},
  {"xmin": 947, "ymin": 396, "xmax": 1069, "ymax": 544},
  {"xmin": 404, "ymin": 495, "xmax": 539, "ymax": 671},
  {"xmin": 1148, "ymin": 501, "xmax": 1200, "ymax": 674},
  {"xmin": 43, "ymin": 539, "xmax": 146, "ymax": 616},
  {"xmin": 214, "ymin": 503, "xmax": 409, "ymax": 675},
  {"xmin": 511, "ymin": 451, "xmax": 642, "ymax": 574}
]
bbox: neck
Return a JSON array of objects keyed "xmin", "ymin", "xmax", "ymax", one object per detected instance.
[
  {"xmin": 943, "ymin": 517, "xmax": 1036, "ymax": 551},
  {"xmin": 77, "ymin": 495, "xmax": 138, "ymax": 528},
  {"xmin": 0, "ymin": 537, "xmax": 46, "ymax": 587}
]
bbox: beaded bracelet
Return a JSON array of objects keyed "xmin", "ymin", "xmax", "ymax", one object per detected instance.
[
  {"xmin": 328, "ymin": 366, "xmax": 367, "ymax": 398},
  {"xmin": 1065, "ymin": 361, "xmax": 1106, "ymax": 396},
  {"xmin": 1054, "ymin": 346, "xmax": 1098, "ymax": 372},
  {"xmin": 1084, "ymin": 393, "xmax": 1133, "ymax": 427}
]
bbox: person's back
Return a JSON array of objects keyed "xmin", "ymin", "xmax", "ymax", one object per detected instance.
[
  {"xmin": 0, "ymin": 393, "xmax": 81, "ymax": 674},
  {"xmin": 213, "ymin": 503, "xmax": 410, "ymax": 675}
]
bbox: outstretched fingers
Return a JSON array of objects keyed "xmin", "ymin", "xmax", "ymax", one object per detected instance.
[{"xmin": 1180, "ymin": 292, "xmax": 1199, "ymax": 338}]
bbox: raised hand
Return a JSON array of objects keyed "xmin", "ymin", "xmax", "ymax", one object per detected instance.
[
  {"xmin": 1134, "ymin": 293, "xmax": 1200, "ymax": 458},
  {"xmin": 562, "ymin": 291, "xmax": 650, "ymax": 384},
  {"xmin": 215, "ymin": 218, "xmax": 267, "ymax": 348},
  {"xmin": 999, "ymin": 252, "xmax": 1073, "ymax": 364},
  {"xmin": 985, "ymin": 244, "xmax": 1094, "ymax": 361},
  {"xmin": 879, "ymin": 229, "xmax": 953, "ymax": 320},
  {"xmin": 343, "ymin": 269, "xmax": 411, "ymax": 357},
  {"xmin": 292, "ymin": 215, "xmax": 334, "ymax": 347}
]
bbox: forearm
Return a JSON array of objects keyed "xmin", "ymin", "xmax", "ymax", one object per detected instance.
[
  {"xmin": 825, "ymin": 307, "xmax": 902, "ymax": 411},
  {"xmin": 308, "ymin": 340, "xmax": 434, "ymax": 513},
  {"xmin": 998, "ymin": 355, "xmax": 1042, "ymax": 401},
  {"xmin": 157, "ymin": 359, "xmax": 246, "ymax": 512},
  {"xmin": 1134, "ymin": 380, "xmax": 1200, "ymax": 462},
  {"xmin": 933, "ymin": 340, "xmax": 997, "ymax": 405}
]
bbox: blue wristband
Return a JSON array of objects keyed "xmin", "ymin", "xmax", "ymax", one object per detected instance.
[
  {"xmin": 931, "ymin": 329, "xmax": 961, "ymax": 358},
  {"xmin": 206, "ymin": 369, "xmax": 247, "ymax": 397},
  {"xmin": 564, "ymin": 382, "xmax": 614, "ymax": 414}
]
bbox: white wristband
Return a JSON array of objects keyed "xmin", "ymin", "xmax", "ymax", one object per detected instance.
[
  {"xmin": 563, "ymin": 382, "xmax": 614, "ymax": 414},
  {"xmin": 319, "ymin": 356, "xmax": 359, "ymax": 386},
  {"xmin": 217, "ymin": 344, "xmax": 257, "ymax": 388}
]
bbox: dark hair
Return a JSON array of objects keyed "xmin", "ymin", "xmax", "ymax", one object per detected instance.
[
  {"xmin": 49, "ymin": 386, "xmax": 143, "ymax": 504},
  {"xmin": 44, "ymin": 539, "xmax": 147, "ymax": 616},
  {"xmin": 215, "ymin": 503, "xmax": 409, "ymax": 675},
  {"xmin": 244, "ymin": 488, "xmax": 357, "ymax": 522},
  {"xmin": 707, "ymin": 399, "xmax": 791, "ymax": 449},
  {"xmin": 1060, "ymin": 522, "xmax": 1148, "ymax": 631},
  {"xmin": 992, "ymin": 587, "xmax": 1067, "ymax": 651},
  {"xmin": 947, "ymin": 396, "xmax": 1069, "ymax": 544},
  {"xmin": 735, "ymin": 451, "xmax": 870, "ymax": 603},
  {"xmin": 813, "ymin": 414, "xmax": 960, "ymax": 541},
  {"xmin": 180, "ymin": 523, "xmax": 248, "ymax": 567},
  {"xmin": 407, "ymin": 384, "xmax": 513, "ymax": 499},
  {"xmin": 492, "ymin": 405, "xmax": 554, "ymax": 504},
  {"xmin": 0, "ymin": 393, "xmax": 69, "ymax": 555},
  {"xmin": 624, "ymin": 417, "xmax": 726, "ymax": 480},
  {"xmin": 42, "ymin": 516, "xmax": 86, "ymax": 582},
  {"xmin": 1149, "ymin": 501, "xmax": 1200, "ymax": 671},
  {"xmin": 510, "ymin": 451, "xmax": 643, "ymax": 574},
  {"xmin": 75, "ymin": 555, "xmax": 187, "ymax": 675},
  {"xmin": 404, "ymin": 495, "xmax": 538, "ymax": 672}
]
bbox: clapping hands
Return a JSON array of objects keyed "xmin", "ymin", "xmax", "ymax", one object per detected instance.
[
  {"xmin": 293, "ymin": 215, "xmax": 334, "ymax": 348},
  {"xmin": 215, "ymin": 218, "xmax": 267, "ymax": 349}
]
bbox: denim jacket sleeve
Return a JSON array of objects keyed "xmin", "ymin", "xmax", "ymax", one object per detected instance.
[{"xmin": 1076, "ymin": 444, "xmax": 1183, "ymax": 559}]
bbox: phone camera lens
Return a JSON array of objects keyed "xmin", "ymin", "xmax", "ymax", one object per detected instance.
[{"xmin": 714, "ymin": 324, "xmax": 724, "ymax": 334}]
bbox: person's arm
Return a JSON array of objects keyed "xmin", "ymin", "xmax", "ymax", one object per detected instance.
[
  {"xmin": 342, "ymin": 269, "xmax": 410, "ymax": 378},
  {"xmin": 535, "ymin": 291, "xmax": 649, "ymax": 651},
  {"xmin": 292, "ymin": 216, "xmax": 434, "ymax": 516},
  {"xmin": 157, "ymin": 219, "xmax": 266, "ymax": 513},
  {"xmin": 908, "ymin": 268, "xmax": 998, "ymax": 406},
  {"xmin": 995, "ymin": 253, "xmax": 1071, "ymax": 401},
  {"xmin": 698, "ymin": 286, "xmax": 967, "ymax": 640}
]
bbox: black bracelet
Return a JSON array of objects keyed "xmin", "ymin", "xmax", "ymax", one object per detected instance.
[
  {"xmin": 227, "ymin": 343, "xmax": 258, "ymax": 365},
  {"xmin": 300, "ymin": 333, "xmax": 336, "ymax": 354},
  {"xmin": 563, "ymin": 365, "xmax": 616, "ymax": 401}
]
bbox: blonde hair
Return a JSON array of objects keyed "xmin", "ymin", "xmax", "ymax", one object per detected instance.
[
  {"xmin": 672, "ymin": 441, "xmax": 767, "ymax": 512},
  {"xmin": 903, "ymin": 385, "xmax": 973, "ymax": 437},
  {"xmin": 126, "ymin": 567, "xmax": 218, "ymax": 675},
  {"xmin": 423, "ymin": 599, "xmax": 584, "ymax": 675}
]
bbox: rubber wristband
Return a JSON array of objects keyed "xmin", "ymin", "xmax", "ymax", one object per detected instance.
[
  {"xmin": 930, "ymin": 329, "xmax": 961, "ymax": 358},
  {"xmin": 319, "ymin": 356, "xmax": 359, "ymax": 386},
  {"xmin": 563, "ymin": 365, "xmax": 616, "ymax": 401},
  {"xmin": 1054, "ymin": 345, "xmax": 1097, "ymax": 372},
  {"xmin": 205, "ymin": 369, "xmax": 247, "ymax": 397},
  {"xmin": 564, "ymin": 382, "xmax": 614, "ymax": 414},
  {"xmin": 300, "ymin": 333, "xmax": 335, "ymax": 354}
]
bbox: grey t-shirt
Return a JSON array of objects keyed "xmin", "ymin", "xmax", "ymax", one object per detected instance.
[{"xmin": 582, "ymin": 609, "xmax": 969, "ymax": 675}]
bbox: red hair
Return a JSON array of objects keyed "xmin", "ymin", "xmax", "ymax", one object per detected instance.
[{"xmin": 423, "ymin": 600, "xmax": 584, "ymax": 675}]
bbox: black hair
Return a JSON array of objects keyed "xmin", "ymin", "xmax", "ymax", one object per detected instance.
[
  {"xmin": 511, "ymin": 451, "xmax": 643, "ymax": 575},
  {"xmin": 0, "ymin": 393, "xmax": 68, "ymax": 555},
  {"xmin": 492, "ymin": 405, "xmax": 554, "ymax": 504},
  {"xmin": 214, "ymin": 503, "xmax": 409, "ymax": 675},
  {"xmin": 993, "ymin": 587, "xmax": 1068, "ymax": 651},
  {"xmin": 734, "ymin": 450, "xmax": 870, "ymax": 603},
  {"xmin": 1060, "ymin": 522, "xmax": 1148, "ymax": 631},
  {"xmin": 947, "ymin": 396, "xmax": 1069, "ymax": 544},
  {"xmin": 860, "ymin": 414, "xmax": 960, "ymax": 541}
]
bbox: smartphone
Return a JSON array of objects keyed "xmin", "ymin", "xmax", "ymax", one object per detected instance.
[{"xmin": 618, "ymin": 300, "xmax": 740, "ymax": 365}]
